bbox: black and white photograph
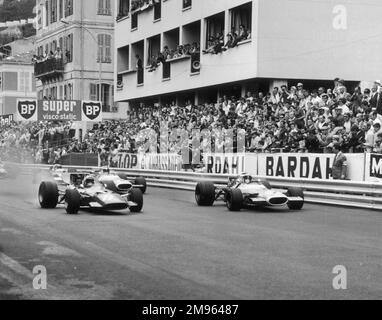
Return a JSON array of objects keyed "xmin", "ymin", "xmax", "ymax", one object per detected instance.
[{"xmin": 0, "ymin": 0, "xmax": 381, "ymax": 310}]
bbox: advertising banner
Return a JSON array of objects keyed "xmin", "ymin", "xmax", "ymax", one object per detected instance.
[
  {"xmin": 143, "ymin": 154, "xmax": 183, "ymax": 171},
  {"xmin": 110, "ymin": 153, "xmax": 142, "ymax": 169},
  {"xmin": 364, "ymin": 153, "xmax": 382, "ymax": 182},
  {"xmin": 257, "ymin": 153, "xmax": 364, "ymax": 181},
  {"xmin": 81, "ymin": 101, "xmax": 103, "ymax": 122},
  {"xmin": 16, "ymin": 99, "xmax": 37, "ymax": 122},
  {"xmin": 204, "ymin": 153, "xmax": 246, "ymax": 175},
  {"xmin": 0, "ymin": 114, "xmax": 13, "ymax": 126},
  {"xmin": 37, "ymin": 100, "xmax": 82, "ymax": 121}
]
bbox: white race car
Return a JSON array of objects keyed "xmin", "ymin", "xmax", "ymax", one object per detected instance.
[{"xmin": 195, "ymin": 174, "xmax": 305, "ymax": 211}]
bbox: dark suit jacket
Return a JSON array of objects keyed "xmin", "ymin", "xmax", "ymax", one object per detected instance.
[
  {"xmin": 370, "ymin": 92, "xmax": 378, "ymax": 110},
  {"xmin": 331, "ymin": 152, "xmax": 348, "ymax": 180}
]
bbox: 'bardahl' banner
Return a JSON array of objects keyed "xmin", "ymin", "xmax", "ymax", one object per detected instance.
[
  {"xmin": 0, "ymin": 114, "xmax": 14, "ymax": 126},
  {"xmin": 255, "ymin": 153, "xmax": 364, "ymax": 181},
  {"xmin": 204, "ymin": 153, "xmax": 246, "ymax": 175}
]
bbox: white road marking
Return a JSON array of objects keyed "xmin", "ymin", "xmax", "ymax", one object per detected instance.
[
  {"xmin": 0, "ymin": 252, "xmax": 33, "ymax": 280},
  {"xmin": 37, "ymin": 241, "xmax": 82, "ymax": 258}
]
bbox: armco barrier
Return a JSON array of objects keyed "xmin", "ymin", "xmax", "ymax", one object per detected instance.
[{"xmin": 15, "ymin": 163, "xmax": 382, "ymax": 210}]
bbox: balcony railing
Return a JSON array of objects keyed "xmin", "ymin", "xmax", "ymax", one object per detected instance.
[{"xmin": 34, "ymin": 58, "xmax": 64, "ymax": 79}]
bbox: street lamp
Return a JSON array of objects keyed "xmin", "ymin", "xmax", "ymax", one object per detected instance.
[{"xmin": 61, "ymin": 19, "xmax": 102, "ymax": 103}]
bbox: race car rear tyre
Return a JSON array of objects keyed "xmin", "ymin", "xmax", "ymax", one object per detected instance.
[
  {"xmin": 39, "ymin": 181, "xmax": 59, "ymax": 209},
  {"xmin": 286, "ymin": 187, "xmax": 304, "ymax": 210},
  {"xmin": 195, "ymin": 182, "xmax": 215, "ymax": 206},
  {"xmin": 135, "ymin": 177, "xmax": 147, "ymax": 194},
  {"xmin": 226, "ymin": 189, "xmax": 243, "ymax": 212},
  {"xmin": 129, "ymin": 188, "xmax": 143, "ymax": 213},
  {"xmin": 65, "ymin": 189, "xmax": 81, "ymax": 215}
]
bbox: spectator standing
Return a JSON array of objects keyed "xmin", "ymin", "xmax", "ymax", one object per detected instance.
[{"xmin": 330, "ymin": 142, "xmax": 348, "ymax": 180}]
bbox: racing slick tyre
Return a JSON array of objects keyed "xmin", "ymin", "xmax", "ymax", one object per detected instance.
[
  {"xmin": 39, "ymin": 181, "xmax": 59, "ymax": 209},
  {"xmin": 286, "ymin": 187, "xmax": 305, "ymax": 210},
  {"xmin": 129, "ymin": 188, "xmax": 143, "ymax": 213},
  {"xmin": 226, "ymin": 189, "xmax": 243, "ymax": 212},
  {"xmin": 65, "ymin": 189, "xmax": 81, "ymax": 215},
  {"xmin": 134, "ymin": 177, "xmax": 147, "ymax": 194},
  {"xmin": 195, "ymin": 182, "xmax": 215, "ymax": 206}
]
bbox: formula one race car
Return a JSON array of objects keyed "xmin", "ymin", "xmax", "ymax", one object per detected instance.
[
  {"xmin": 195, "ymin": 174, "xmax": 304, "ymax": 211},
  {"xmin": 38, "ymin": 167, "xmax": 145, "ymax": 214},
  {"xmin": 48, "ymin": 165, "xmax": 147, "ymax": 194}
]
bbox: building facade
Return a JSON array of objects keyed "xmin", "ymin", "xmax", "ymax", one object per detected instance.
[
  {"xmin": 115, "ymin": 0, "xmax": 382, "ymax": 107},
  {"xmin": 0, "ymin": 37, "xmax": 36, "ymax": 116},
  {"xmin": 34, "ymin": 0, "xmax": 124, "ymax": 119}
]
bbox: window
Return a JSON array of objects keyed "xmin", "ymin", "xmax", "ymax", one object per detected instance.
[
  {"xmin": 65, "ymin": 34, "xmax": 73, "ymax": 63},
  {"xmin": 205, "ymin": 12, "xmax": 225, "ymax": 48},
  {"xmin": 97, "ymin": 34, "xmax": 112, "ymax": 63},
  {"xmin": 154, "ymin": 0, "xmax": 161, "ymax": 20},
  {"xmin": 45, "ymin": 1, "xmax": 49, "ymax": 26},
  {"xmin": 98, "ymin": 0, "xmax": 112, "ymax": 15},
  {"xmin": 117, "ymin": 0, "xmax": 130, "ymax": 20},
  {"xmin": 230, "ymin": 2, "xmax": 252, "ymax": 41},
  {"xmin": 51, "ymin": 0, "xmax": 57, "ymax": 23},
  {"xmin": 183, "ymin": 0, "xmax": 192, "ymax": 9},
  {"xmin": 59, "ymin": 0, "xmax": 63, "ymax": 20},
  {"xmin": 18, "ymin": 72, "xmax": 31, "ymax": 93},
  {"xmin": 90, "ymin": 84, "xmax": 112, "ymax": 111},
  {"xmin": 52, "ymin": 40, "xmax": 57, "ymax": 52},
  {"xmin": 131, "ymin": 12, "xmax": 138, "ymax": 29},
  {"xmin": 90, "ymin": 83, "xmax": 98, "ymax": 101},
  {"xmin": 65, "ymin": 0, "xmax": 73, "ymax": 17}
]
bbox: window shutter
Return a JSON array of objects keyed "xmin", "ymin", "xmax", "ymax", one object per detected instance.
[{"xmin": 105, "ymin": 35, "xmax": 111, "ymax": 62}]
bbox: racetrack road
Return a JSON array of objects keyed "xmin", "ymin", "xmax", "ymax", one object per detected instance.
[{"xmin": 0, "ymin": 176, "xmax": 381, "ymax": 300}]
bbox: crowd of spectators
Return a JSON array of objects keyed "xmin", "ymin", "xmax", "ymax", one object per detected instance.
[
  {"xmin": 203, "ymin": 25, "xmax": 251, "ymax": 55},
  {"xmin": 148, "ymin": 42, "xmax": 200, "ymax": 72},
  {"xmin": 3, "ymin": 78, "xmax": 382, "ymax": 164},
  {"xmin": 32, "ymin": 47, "xmax": 66, "ymax": 64},
  {"xmin": 131, "ymin": 0, "xmax": 159, "ymax": 12}
]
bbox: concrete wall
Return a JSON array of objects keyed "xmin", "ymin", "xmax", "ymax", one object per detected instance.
[
  {"xmin": 257, "ymin": 0, "xmax": 382, "ymax": 81},
  {"xmin": 115, "ymin": 0, "xmax": 258, "ymax": 101}
]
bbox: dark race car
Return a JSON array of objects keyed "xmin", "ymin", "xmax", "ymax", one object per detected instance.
[
  {"xmin": 195, "ymin": 174, "xmax": 304, "ymax": 211},
  {"xmin": 38, "ymin": 169, "xmax": 144, "ymax": 214}
]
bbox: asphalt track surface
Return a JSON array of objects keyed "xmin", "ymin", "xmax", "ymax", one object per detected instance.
[{"xmin": 0, "ymin": 175, "xmax": 381, "ymax": 300}]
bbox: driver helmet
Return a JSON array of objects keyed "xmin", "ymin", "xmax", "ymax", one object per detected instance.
[
  {"xmin": 83, "ymin": 176, "xmax": 95, "ymax": 188},
  {"xmin": 243, "ymin": 175, "xmax": 253, "ymax": 184}
]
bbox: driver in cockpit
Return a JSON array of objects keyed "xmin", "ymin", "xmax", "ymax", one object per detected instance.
[{"xmin": 83, "ymin": 176, "xmax": 96, "ymax": 188}]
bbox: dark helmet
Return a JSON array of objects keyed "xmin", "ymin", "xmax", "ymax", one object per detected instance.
[{"xmin": 83, "ymin": 176, "xmax": 95, "ymax": 188}]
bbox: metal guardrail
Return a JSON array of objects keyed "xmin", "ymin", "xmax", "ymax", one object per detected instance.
[{"xmin": 13, "ymin": 163, "xmax": 382, "ymax": 211}]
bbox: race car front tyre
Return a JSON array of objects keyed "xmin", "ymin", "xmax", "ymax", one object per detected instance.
[
  {"xmin": 286, "ymin": 187, "xmax": 304, "ymax": 210},
  {"xmin": 135, "ymin": 177, "xmax": 147, "ymax": 194},
  {"xmin": 65, "ymin": 189, "xmax": 81, "ymax": 215},
  {"xmin": 195, "ymin": 182, "xmax": 215, "ymax": 206},
  {"xmin": 129, "ymin": 188, "xmax": 143, "ymax": 213},
  {"xmin": 226, "ymin": 189, "xmax": 243, "ymax": 211},
  {"xmin": 39, "ymin": 181, "xmax": 59, "ymax": 209}
]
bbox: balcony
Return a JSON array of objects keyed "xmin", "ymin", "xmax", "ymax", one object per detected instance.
[{"xmin": 34, "ymin": 58, "xmax": 64, "ymax": 81}]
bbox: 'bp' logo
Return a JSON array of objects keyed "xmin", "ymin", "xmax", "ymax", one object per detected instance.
[
  {"xmin": 18, "ymin": 100, "xmax": 37, "ymax": 120},
  {"xmin": 82, "ymin": 101, "xmax": 102, "ymax": 121}
]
